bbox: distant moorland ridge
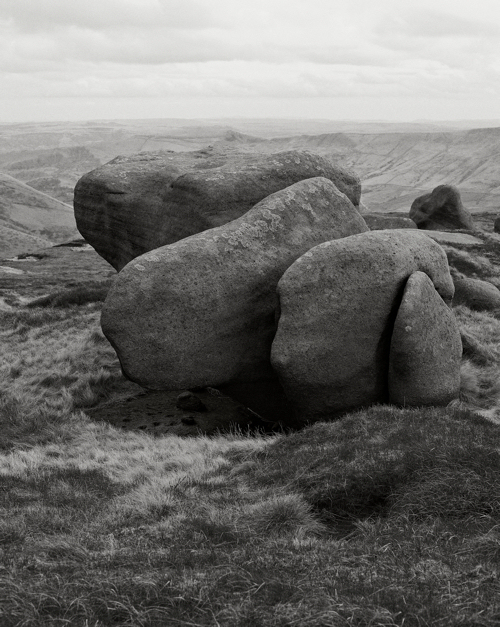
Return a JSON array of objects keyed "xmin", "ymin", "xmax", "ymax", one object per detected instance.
[{"xmin": 1, "ymin": 118, "xmax": 500, "ymax": 257}]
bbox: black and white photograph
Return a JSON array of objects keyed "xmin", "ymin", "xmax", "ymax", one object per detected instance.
[{"xmin": 2, "ymin": 1, "xmax": 500, "ymax": 625}]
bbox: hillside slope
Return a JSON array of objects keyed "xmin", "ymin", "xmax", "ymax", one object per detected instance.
[
  {"xmin": 3, "ymin": 119, "xmax": 500, "ymax": 210},
  {"xmin": 216, "ymin": 127, "xmax": 500, "ymax": 214},
  {"xmin": 0, "ymin": 173, "xmax": 78, "ymax": 258}
]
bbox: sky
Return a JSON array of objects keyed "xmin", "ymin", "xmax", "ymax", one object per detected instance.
[{"xmin": 1, "ymin": 0, "xmax": 500, "ymax": 123}]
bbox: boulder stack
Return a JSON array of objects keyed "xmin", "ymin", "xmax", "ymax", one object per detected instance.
[
  {"xmin": 101, "ymin": 177, "xmax": 368, "ymax": 420},
  {"xmin": 270, "ymin": 230, "xmax": 455, "ymax": 424},
  {"xmin": 75, "ymin": 149, "xmax": 361, "ymax": 270}
]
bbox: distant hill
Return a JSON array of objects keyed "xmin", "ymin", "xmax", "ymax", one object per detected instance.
[
  {"xmin": 2, "ymin": 118, "xmax": 500, "ymax": 257},
  {"xmin": 0, "ymin": 173, "xmax": 78, "ymax": 258},
  {"xmin": 3, "ymin": 118, "xmax": 500, "ymax": 212},
  {"xmin": 213, "ymin": 127, "xmax": 500, "ymax": 215}
]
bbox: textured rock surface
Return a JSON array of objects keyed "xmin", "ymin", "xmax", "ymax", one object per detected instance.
[
  {"xmin": 75, "ymin": 149, "xmax": 361, "ymax": 270},
  {"xmin": 363, "ymin": 214, "xmax": 417, "ymax": 230},
  {"xmin": 101, "ymin": 177, "xmax": 368, "ymax": 419},
  {"xmin": 494, "ymin": 215, "xmax": 500, "ymax": 234},
  {"xmin": 271, "ymin": 230, "xmax": 455, "ymax": 424},
  {"xmin": 453, "ymin": 276, "xmax": 500, "ymax": 311},
  {"xmin": 423, "ymin": 231, "xmax": 483, "ymax": 246},
  {"xmin": 409, "ymin": 184, "xmax": 474, "ymax": 231},
  {"xmin": 388, "ymin": 271, "xmax": 462, "ymax": 407}
]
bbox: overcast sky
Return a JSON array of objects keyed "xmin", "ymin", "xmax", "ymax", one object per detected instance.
[{"xmin": 1, "ymin": 0, "xmax": 500, "ymax": 123}]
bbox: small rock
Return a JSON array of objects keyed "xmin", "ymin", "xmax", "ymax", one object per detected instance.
[{"xmin": 176, "ymin": 391, "xmax": 207, "ymax": 412}]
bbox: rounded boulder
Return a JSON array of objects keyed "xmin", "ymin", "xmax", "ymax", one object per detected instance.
[
  {"xmin": 101, "ymin": 177, "xmax": 368, "ymax": 418},
  {"xmin": 388, "ymin": 271, "xmax": 462, "ymax": 407},
  {"xmin": 270, "ymin": 229, "xmax": 455, "ymax": 424},
  {"xmin": 453, "ymin": 276, "xmax": 500, "ymax": 311},
  {"xmin": 409, "ymin": 184, "xmax": 473, "ymax": 231}
]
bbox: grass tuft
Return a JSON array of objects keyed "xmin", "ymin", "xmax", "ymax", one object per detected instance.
[
  {"xmin": 24, "ymin": 280, "xmax": 112, "ymax": 308},
  {"xmin": 445, "ymin": 247, "xmax": 497, "ymax": 280},
  {"xmin": 242, "ymin": 493, "xmax": 325, "ymax": 538}
]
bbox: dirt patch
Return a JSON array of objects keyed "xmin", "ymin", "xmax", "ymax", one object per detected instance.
[
  {"xmin": 0, "ymin": 266, "xmax": 24, "ymax": 274},
  {"xmin": 86, "ymin": 388, "xmax": 281, "ymax": 436}
]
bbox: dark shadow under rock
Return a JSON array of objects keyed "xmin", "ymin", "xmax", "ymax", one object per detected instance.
[{"xmin": 85, "ymin": 387, "xmax": 284, "ymax": 436}]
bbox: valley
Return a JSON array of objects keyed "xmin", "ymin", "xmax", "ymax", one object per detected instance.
[{"xmin": 1, "ymin": 118, "xmax": 500, "ymax": 258}]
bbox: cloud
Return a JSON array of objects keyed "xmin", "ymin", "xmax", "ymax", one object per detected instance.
[
  {"xmin": 1, "ymin": 0, "xmax": 217, "ymax": 31},
  {"xmin": 1, "ymin": 0, "xmax": 500, "ymax": 122},
  {"xmin": 0, "ymin": 2, "xmax": 384, "ymax": 68},
  {"xmin": 377, "ymin": 8, "xmax": 500, "ymax": 41}
]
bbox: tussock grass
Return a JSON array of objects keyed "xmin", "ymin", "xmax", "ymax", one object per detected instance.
[
  {"xmin": 245, "ymin": 405, "xmax": 500, "ymax": 525},
  {"xmin": 1, "ymin": 306, "xmax": 141, "ymax": 433},
  {"xmin": 3, "ymin": 405, "xmax": 500, "ymax": 626},
  {"xmin": 2, "ymin": 274, "xmax": 500, "ymax": 624},
  {"xmin": 454, "ymin": 306, "xmax": 500, "ymax": 417},
  {"xmin": 24, "ymin": 280, "xmax": 112, "ymax": 308},
  {"xmin": 445, "ymin": 246, "xmax": 498, "ymax": 281}
]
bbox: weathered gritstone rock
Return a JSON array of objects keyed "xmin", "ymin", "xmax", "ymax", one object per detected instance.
[
  {"xmin": 271, "ymin": 230, "xmax": 455, "ymax": 424},
  {"xmin": 388, "ymin": 271, "xmax": 462, "ymax": 407},
  {"xmin": 101, "ymin": 177, "xmax": 368, "ymax": 420},
  {"xmin": 75, "ymin": 148, "xmax": 361, "ymax": 270},
  {"xmin": 363, "ymin": 214, "xmax": 417, "ymax": 230},
  {"xmin": 409, "ymin": 184, "xmax": 474, "ymax": 231},
  {"xmin": 453, "ymin": 276, "xmax": 500, "ymax": 311}
]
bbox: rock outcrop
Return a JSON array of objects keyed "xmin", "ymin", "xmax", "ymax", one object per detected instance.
[
  {"xmin": 388, "ymin": 271, "xmax": 462, "ymax": 407},
  {"xmin": 409, "ymin": 184, "xmax": 474, "ymax": 231},
  {"xmin": 270, "ymin": 230, "xmax": 455, "ymax": 424},
  {"xmin": 453, "ymin": 276, "xmax": 500, "ymax": 311},
  {"xmin": 101, "ymin": 177, "xmax": 368, "ymax": 420},
  {"xmin": 75, "ymin": 149, "xmax": 361, "ymax": 270},
  {"xmin": 363, "ymin": 214, "xmax": 417, "ymax": 230}
]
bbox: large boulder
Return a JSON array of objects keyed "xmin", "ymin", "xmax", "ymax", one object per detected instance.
[
  {"xmin": 453, "ymin": 276, "xmax": 500, "ymax": 311},
  {"xmin": 270, "ymin": 230, "xmax": 455, "ymax": 424},
  {"xmin": 75, "ymin": 149, "xmax": 361, "ymax": 270},
  {"xmin": 409, "ymin": 184, "xmax": 473, "ymax": 231},
  {"xmin": 101, "ymin": 177, "xmax": 368, "ymax": 420},
  {"xmin": 388, "ymin": 271, "xmax": 462, "ymax": 407}
]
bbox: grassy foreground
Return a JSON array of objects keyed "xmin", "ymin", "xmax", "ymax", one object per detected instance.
[{"xmin": 2, "ymin": 299, "xmax": 500, "ymax": 626}]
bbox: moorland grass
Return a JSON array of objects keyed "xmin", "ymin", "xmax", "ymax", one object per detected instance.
[
  {"xmin": 24, "ymin": 280, "xmax": 112, "ymax": 308},
  {"xmin": 2, "ymin": 299, "xmax": 500, "ymax": 625}
]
